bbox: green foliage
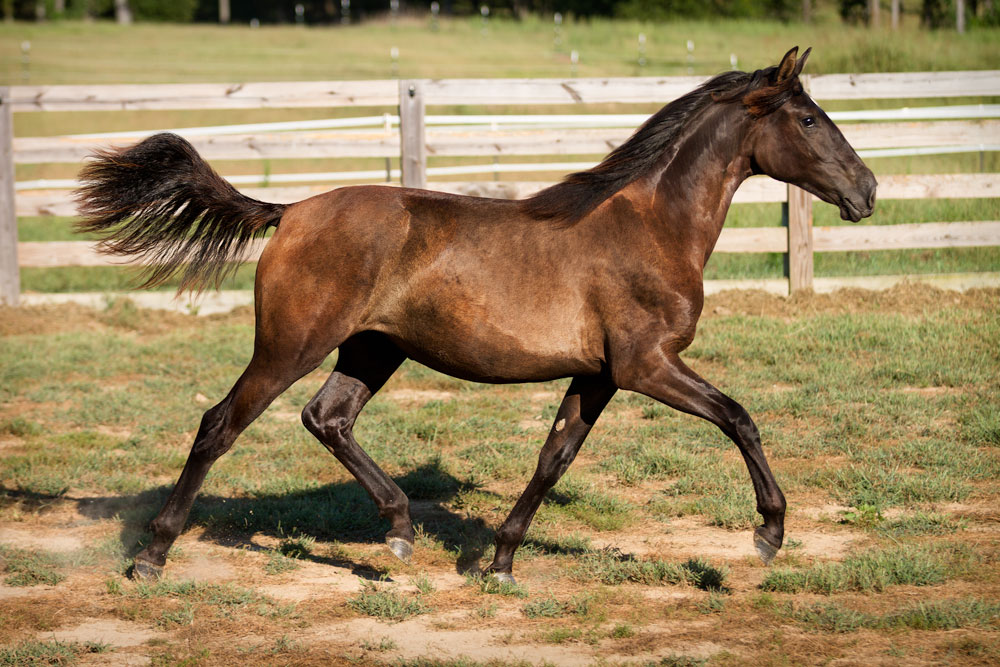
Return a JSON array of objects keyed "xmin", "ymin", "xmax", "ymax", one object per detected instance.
[
  {"xmin": 761, "ymin": 544, "xmax": 968, "ymax": 594},
  {"xmin": 0, "ymin": 640, "xmax": 79, "ymax": 666},
  {"xmin": 521, "ymin": 593, "xmax": 592, "ymax": 618},
  {"xmin": 682, "ymin": 557, "xmax": 729, "ymax": 592},
  {"xmin": 573, "ymin": 548, "xmax": 686, "ymax": 586},
  {"xmin": 466, "ymin": 573, "xmax": 530, "ymax": 598},
  {"xmin": 130, "ymin": 0, "xmax": 198, "ymax": 22},
  {"xmin": 878, "ymin": 512, "xmax": 966, "ymax": 537},
  {"xmin": 348, "ymin": 579, "xmax": 431, "ymax": 621},
  {"xmin": 790, "ymin": 598, "xmax": 1000, "ymax": 633}
]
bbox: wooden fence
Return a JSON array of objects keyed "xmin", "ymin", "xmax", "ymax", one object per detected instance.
[{"xmin": 2, "ymin": 71, "xmax": 999, "ymax": 307}]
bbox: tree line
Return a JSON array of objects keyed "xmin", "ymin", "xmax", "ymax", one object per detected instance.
[{"xmin": 6, "ymin": 0, "xmax": 997, "ymax": 27}]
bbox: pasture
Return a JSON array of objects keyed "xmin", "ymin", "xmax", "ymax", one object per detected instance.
[
  {"xmin": 1, "ymin": 14, "xmax": 999, "ymax": 666},
  {"xmin": 2, "ymin": 285, "xmax": 999, "ymax": 665}
]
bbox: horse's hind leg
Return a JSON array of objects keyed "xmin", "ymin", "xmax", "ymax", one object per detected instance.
[
  {"xmin": 301, "ymin": 332, "xmax": 413, "ymax": 562},
  {"xmin": 133, "ymin": 345, "xmax": 330, "ymax": 579},
  {"xmin": 486, "ymin": 375, "xmax": 617, "ymax": 583}
]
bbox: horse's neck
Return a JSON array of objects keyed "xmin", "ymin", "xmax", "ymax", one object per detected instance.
[{"xmin": 648, "ymin": 104, "xmax": 752, "ymax": 267}]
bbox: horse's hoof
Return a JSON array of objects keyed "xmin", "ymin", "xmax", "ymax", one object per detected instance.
[
  {"xmin": 132, "ymin": 557, "xmax": 164, "ymax": 581},
  {"xmin": 386, "ymin": 536, "xmax": 413, "ymax": 565},
  {"xmin": 490, "ymin": 571, "xmax": 517, "ymax": 586},
  {"xmin": 753, "ymin": 528, "xmax": 780, "ymax": 566}
]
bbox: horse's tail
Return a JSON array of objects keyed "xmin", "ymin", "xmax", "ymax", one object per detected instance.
[{"xmin": 74, "ymin": 132, "xmax": 286, "ymax": 292}]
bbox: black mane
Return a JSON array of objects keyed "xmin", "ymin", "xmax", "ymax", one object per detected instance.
[{"xmin": 520, "ymin": 65, "xmax": 795, "ymax": 225}]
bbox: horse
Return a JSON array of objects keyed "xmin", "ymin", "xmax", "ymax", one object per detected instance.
[{"xmin": 75, "ymin": 47, "xmax": 876, "ymax": 583}]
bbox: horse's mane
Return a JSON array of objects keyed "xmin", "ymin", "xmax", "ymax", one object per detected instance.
[{"xmin": 519, "ymin": 64, "xmax": 802, "ymax": 226}]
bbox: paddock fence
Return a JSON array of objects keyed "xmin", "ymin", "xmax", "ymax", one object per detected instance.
[{"xmin": 2, "ymin": 70, "xmax": 999, "ymax": 308}]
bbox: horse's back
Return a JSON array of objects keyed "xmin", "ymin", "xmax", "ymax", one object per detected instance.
[{"xmin": 256, "ymin": 185, "xmax": 608, "ymax": 382}]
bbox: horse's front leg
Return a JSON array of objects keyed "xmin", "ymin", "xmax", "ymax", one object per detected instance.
[
  {"xmin": 615, "ymin": 350, "xmax": 786, "ymax": 563},
  {"xmin": 485, "ymin": 375, "xmax": 617, "ymax": 583}
]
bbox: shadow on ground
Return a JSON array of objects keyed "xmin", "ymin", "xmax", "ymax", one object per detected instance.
[{"xmin": 1, "ymin": 460, "xmax": 589, "ymax": 579}]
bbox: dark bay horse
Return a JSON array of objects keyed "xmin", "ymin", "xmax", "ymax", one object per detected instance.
[{"xmin": 75, "ymin": 47, "xmax": 876, "ymax": 583}]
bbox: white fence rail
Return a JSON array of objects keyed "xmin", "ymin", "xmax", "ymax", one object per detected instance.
[{"xmin": 2, "ymin": 71, "xmax": 1000, "ymax": 307}]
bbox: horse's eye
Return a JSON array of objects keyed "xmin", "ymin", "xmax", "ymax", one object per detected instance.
[{"xmin": 801, "ymin": 116, "xmax": 816, "ymax": 128}]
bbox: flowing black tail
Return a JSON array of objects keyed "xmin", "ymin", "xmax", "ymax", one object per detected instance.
[{"xmin": 74, "ymin": 132, "xmax": 286, "ymax": 292}]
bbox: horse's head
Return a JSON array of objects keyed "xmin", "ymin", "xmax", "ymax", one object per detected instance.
[{"xmin": 745, "ymin": 47, "xmax": 877, "ymax": 222}]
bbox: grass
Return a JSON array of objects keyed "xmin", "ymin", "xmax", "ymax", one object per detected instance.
[
  {"xmin": 0, "ymin": 639, "xmax": 109, "ymax": 666},
  {"xmin": 1, "ymin": 285, "xmax": 998, "ymax": 662},
  {"xmin": 760, "ymin": 544, "xmax": 972, "ymax": 594},
  {"xmin": 6, "ymin": 19, "xmax": 999, "ymax": 294},
  {"xmin": 790, "ymin": 598, "xmax": 1000, "ymax": 633},
  {"xmin": 3, "ymin": 17, "xmax": 998, "ymax": 86},
  {"xmin": 0, "ymin": 545, "xmax": 65, "ymax": 587},
  {"xmin": 348, "ymin": 579, "xmax": 432, "ymax": 621}
]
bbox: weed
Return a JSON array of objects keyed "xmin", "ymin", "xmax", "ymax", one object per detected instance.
[
  {"xmin": 264, "ymin": 550, "xmax": 300, "ymax": 575},
  {"xmin": 472, "ymin": 602, "xmax": 498, "ymax": 618},
  {"xmin": 0, "ymin": 640, "xmax": 79, "ymax": 666},
  {"xmin": 573, "ymin": 548, "xmax": 686, "ymax": 586},
  {"xmin": 0, "ymin": 417, "xmax": 43, "ymax": 437},
  {"xmin": 653, "ymin": 656, "xmax": 708, "ymax": 667},
  {"xmin": 158, "ymin": 602, "xmax": 195, "ymax": 628},
  {"xmin": 611, "ymin": 623, "xmax": 635, "ymax": 638},
  {"xmin": 411, "ymin": 572, "xmax": 436, "ymax": 595},
  {"xmin": 466, "ymin": 573, "xmax": 529, "ymax": 598},
  {"xmin": 360, "ymin": 636, "xmax": 398, "ymax": 652},
  {"xmin": 762, "ymin": 544, "xmax": 969, "ymax": 594},
  {"xmin": 521, "ymin": 594, "xmax": 591, "ymax": 618},
  {"xmin": 681, "ymin": 558, "xmax": 729, "ymax": 592},
  {"xmin": 696, "ymin": 593, "xmax": 726, "ymax": 614},
  {"xmin": 878, "ymin": 512, "xmax": 966, "ymax": 537},
  {"xmin": 0, "ymin": 545, "xmax": 65, "ymax": 587},
  {"xmin": 276, "ymin": 532, "xmax": 315, "ymax": 559},
  {"xmin": 789, "ymin": 598, "xmax": 1000, "ymax": 633},
  {"xmin": 839, "ymin": 504, "xmax": 883, "ymax": 529},
  {"xmin": 522, "ymin": 596, "xmax": 565, "ymax": 618},
  {"xmin": 348, "ymin": 580, "xmax": 431, "ymax": 621}
]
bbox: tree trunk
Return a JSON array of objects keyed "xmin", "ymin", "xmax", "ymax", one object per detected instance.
[
  {"xmin": 869, "ymin": 0, "xmax": 881, "ymax": 27},
  {"xmin": 219, "ymin": 0, "xmax": 231, "ymax": 24},
  {"xmin": 891, "ymin": 0, "xmax": 900, "ymax": 28},
  {"xmin": 957, "ymin": 0, "xmax": 966, "ymax": 32}
]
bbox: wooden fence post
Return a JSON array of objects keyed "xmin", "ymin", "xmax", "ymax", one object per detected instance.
[
  {"xmin": 398, "ymin": 79, "xmax": 427, "ymax": 189},
  {"xmin": 786, "ymin": 184, "xmax": 814, "ymax": 293},
  {"xmin": 0, "ymin": 87, "xmax": 19, "ymax": 307}
]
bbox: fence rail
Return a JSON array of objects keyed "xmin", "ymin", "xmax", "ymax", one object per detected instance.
[{"xmin": 3, "ymin": 71, "xmax": 1000, "ymax": 307}]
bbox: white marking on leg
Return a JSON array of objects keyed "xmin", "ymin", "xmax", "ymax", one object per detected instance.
[{"xmin": 555, "ymin": 418, "xmax": 566, "ymax": 432}]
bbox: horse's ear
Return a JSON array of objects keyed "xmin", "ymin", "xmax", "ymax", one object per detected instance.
[
  {"xmin": 776, "ymin": 46, "xmax": 799, "ymax": 82},
  {"xmin": 792, "ymin": 47, "xmax": 812, "ymax": 78}
]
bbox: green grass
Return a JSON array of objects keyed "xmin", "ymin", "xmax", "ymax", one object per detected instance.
[
  {"xmin": 6, "ymin": 19, "xmax": 1000, "ymax": 293},
  {"xmin": 790, "ymin": 598, "xmax": 1000, "ymax": 633},
  {"xmin": 760, "ymin": 543, "xmax": 972, "ymax": 594},
  {"xmin": 0, "ymin": 545, "xmax": 65, "ymax": 587},
  {"xmin": 0, "ymin": 639, "xmax": 110, "ymax": 666},
  {"xmin": 348, "ymin": 579, "xmax": 432, "ymax": 621},
  {"xmin": 4, "ymin": 17, "xmax": 998, "ymax": 87}
]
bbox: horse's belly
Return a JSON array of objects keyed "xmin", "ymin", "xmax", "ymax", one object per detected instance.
[{"xmin": 377, "ymin": 290, "xmax": 603, "ymax": 383}]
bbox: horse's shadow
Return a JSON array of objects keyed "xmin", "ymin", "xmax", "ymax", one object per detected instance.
[{"xmin": 61, "ymin": 460, "xmax": 587, "ymax": 580}]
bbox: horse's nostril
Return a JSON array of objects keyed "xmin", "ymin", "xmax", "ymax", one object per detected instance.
[{"xmin": 867, "ymin": 188, "xmax": 877, "ymax": 211}]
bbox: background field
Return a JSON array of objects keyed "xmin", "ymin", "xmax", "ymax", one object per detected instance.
[
  {"xmin": 4, "ymin": 18, "xmax": 999, "ymax": 292},
  {"xmin": 2, "ymin": 15, "xmax": 1000, "ymax": 667}
]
